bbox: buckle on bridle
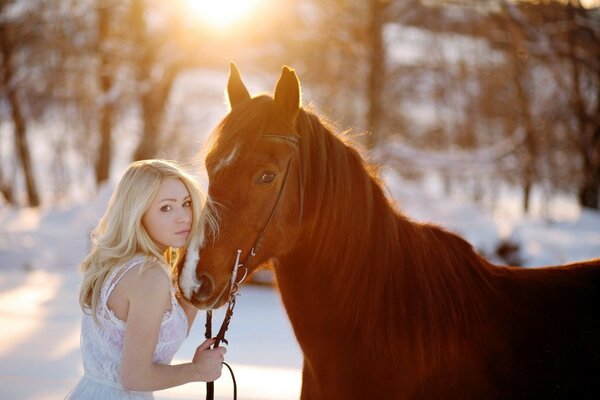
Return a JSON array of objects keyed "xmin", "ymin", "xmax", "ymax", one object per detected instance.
[{"xmin": 229, "ymin": 249, "xmax": 248, "ymax": 296}]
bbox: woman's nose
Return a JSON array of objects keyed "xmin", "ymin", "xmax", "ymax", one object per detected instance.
[{"xmin": 177, "ymin": 207, "xmax": 192, "ymax": 223}]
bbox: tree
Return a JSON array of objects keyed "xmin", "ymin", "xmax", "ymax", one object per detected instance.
[
  {"xmin": 0, "ymin": 0, "xmax": 39, "ymax": 207},
  {"xmin": 496, "ymin": 4, "xmax": 540, "ymax": 212},
  {"xmin": 502, "ymin": 0, "xmax": 600, "ymax": 209},
  {"xmin": 94, "ymin": 0, "xmax": 117, "ymax": 185},
  {"xmin": 381, "ymin": 0, "xmax": 600, "ymax": 211},
  {"xmin": 281, "ymin": 0, "xmax": 403, "ymax": 148},
  {"xmin": 129, "ymin": 0, "xmax": 185, "ymax": 161},
  {"xmin": 365, "ymin": 0, "xmax": 389, "ymax": 149},
  {"xmin": 563, "ymin": 2, "xmax": 600, "ymax": 209}
]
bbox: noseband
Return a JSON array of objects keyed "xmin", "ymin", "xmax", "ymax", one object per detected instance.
[{"xmin": 205, "ymin": 133, "xmax": 299, "ymax": 400}]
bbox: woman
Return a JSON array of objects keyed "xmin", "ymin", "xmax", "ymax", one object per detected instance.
[{"xmin": 66, "ymin": 159, "xmax": 225, "ymax": 399}]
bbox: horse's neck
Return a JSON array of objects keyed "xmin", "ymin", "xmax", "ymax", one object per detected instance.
[
  {"xmin": 274, "ymin": 199, "xmax": 406, "ymax": 354},
  {"xmin": 282, "ymin": 131, "xmax": 498, "ymax": 362},
  {"xmin": 276, "ymin": 211, "xmax": 498, "ymax": 364},
  {"xmin": 276, "ymin": 168, "xmax": 405, "ymax": 330}
]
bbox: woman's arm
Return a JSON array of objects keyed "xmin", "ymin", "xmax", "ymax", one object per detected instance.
[
  {"xmin": 177, "ymin": 293, "xmax": 199, "ymax": 333},
  {"xmin": 120, "ymin": 263, "xmax": 225, "ymax": 392}
]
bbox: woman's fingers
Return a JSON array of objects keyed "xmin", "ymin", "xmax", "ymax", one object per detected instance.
[{"xmin": 196, "ymin": 338, "xmax": 216, "ymax": 351}]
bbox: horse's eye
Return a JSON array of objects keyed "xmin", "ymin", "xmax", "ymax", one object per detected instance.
[{"xmin": 258, "ymin": 172, "xmax": 276, "ymax": 184}]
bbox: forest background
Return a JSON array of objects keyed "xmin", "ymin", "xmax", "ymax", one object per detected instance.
[{"xmin": 1, "ymin": 0, "xmax": 599, "ymax": 218}]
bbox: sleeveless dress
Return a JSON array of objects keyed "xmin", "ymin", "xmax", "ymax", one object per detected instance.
[{"xmin": 66, "ymin": 254, "xmax": 189, "ymax": 399}]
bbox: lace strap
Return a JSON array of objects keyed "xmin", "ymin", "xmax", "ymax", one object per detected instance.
[
  {"xmin": 102, "ymin": 255, "xmax": 174, "ymax": 301},
  {"xmin": 103, "ymin": 255, "xmax": 147, "ymax": 302}
]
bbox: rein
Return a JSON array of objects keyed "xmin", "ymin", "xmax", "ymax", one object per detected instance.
[
  {"xmin": 204, "ymin": 134, "xmax": 298, "ymax": 400},
  {"xmin": 204, "ymin": 250, "xmax": 246, "ymax": 400}
]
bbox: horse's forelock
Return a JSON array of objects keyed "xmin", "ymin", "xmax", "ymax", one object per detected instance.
[{"xmin": 208, "ymin": 96, "xmax": 274, "ymax": 164}]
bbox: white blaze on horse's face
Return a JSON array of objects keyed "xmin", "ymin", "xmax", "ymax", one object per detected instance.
[
  {"xmin": 179, "ymin": 145, "xmax": 240, "ymax": 303},
  {"xmin": 179, "ymin": 229, "xmax": 203, "ymax": 299},
  {"xmin": 213, "ymin": 145, "xmax": 239, "ymax": 174}
]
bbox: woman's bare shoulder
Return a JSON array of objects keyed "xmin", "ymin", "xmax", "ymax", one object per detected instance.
[{"xmin": 128, "ymin": 258, "xmax": 171, "ymax": 297}]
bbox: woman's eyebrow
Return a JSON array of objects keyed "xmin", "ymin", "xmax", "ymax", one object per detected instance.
[{"xmin": 159, "ymin": 195, "xmax": 191, "ymax": 203}]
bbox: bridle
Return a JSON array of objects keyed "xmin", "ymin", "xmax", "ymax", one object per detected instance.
[{"xmin": 204, "ymin": 133, "xmax": 299, "ymax": 400}]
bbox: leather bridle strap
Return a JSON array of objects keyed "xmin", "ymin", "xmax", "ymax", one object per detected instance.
[
  {"xmin": 248, "ymin": 156, "xmax": 294, "ymax": 257},
  {"xmin": 205, "ymin": 250, "xmax": 245, "ymax": 400},
  {"xmin": 248, "ymin": 133, "xmax": 299, "ymax": 257}
]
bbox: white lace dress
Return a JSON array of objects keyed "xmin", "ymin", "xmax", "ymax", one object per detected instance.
[{"xmin": 66, "ymin": 254, "xmax": 189, "ymax": 399}]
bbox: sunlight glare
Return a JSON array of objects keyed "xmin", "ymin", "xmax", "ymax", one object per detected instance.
[
  {"xmin": 183, "ymin": 0, "xmax": 262, "ymax": 28},
  {"xmin": 161, "ymin": 362, "xmax": 301, "ymax": 399},
  {"xmin": 581, "ymin": 0, "xmax": 600, "ymax": 8},
  {"xmin": 0, "ymin": 271, "xmax": 60, "ymax": 356}
]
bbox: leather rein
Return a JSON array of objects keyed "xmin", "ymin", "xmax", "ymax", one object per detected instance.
[{"xmin": 204, "ymin": 134, "xmax": 299, "ymax": 400}]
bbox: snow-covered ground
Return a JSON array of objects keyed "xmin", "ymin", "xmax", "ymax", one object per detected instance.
[{"xmin": 0, "ymin": 268, "xmax": 302, "ymax": 400}]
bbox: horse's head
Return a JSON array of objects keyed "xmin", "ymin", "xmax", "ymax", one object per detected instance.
[{"xmin": 179, "ymin": 64, "xmax": 304, "ymax": 309}]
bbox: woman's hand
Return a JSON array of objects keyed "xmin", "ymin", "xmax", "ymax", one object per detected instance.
[{"xmin": 193, "ymin": 338, "xmax": 226, "ymax": 382}]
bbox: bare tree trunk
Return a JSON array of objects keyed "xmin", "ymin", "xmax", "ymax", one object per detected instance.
[
  {"xmin": 517, "ymin": 89, "xmax": 537, "ymax": 214},
  {"xmin": 0, "ymin": 113, "xmax": 15, "ymax": 203},
  {"xmin": 365, "ymin": 0, "xmax": 386, "ymax": 150},
  {"xmin": 579, "ymin": 155, "xmax": 600, "ymax": 209},
  {"xmin": 0, "ymin": 23, "xmax": 39, "ymax": 207},
  {"xmin": 501, "ymin": 7, "xmax": 537, "ymax": 213},
  {"xmin": 133, "ymin": 97, "xmax": 161, "ymax": 161},
  {"xmin": 95, "ymin": 1, "xmax": 114, "ymax": 185},
  {"xmin": 129, "ymin": 0, "xmax": 179, "ymax": 161},
  {"xmin": 578, "ymin": 119, "xmax": 600, "ymax": 209},
  {"xmin": 132, "ymin": 66, "xmax": 180, "ymax": 161},
  {"xmin": 0, "ymin": 162, "xmax": 15, "ymax": 203},
  {"xmin": 566, "ymin": 4, "xmax": 600, "ymax": 210}
]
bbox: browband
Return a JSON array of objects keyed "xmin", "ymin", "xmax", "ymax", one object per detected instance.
[{"xmin": 261, "ymin": 134, "xmax": 300, "ymax": 145}]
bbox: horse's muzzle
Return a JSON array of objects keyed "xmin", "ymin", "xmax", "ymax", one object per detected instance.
[{"xmin": 192, "ymin": 273, "xmax": 215, "ymax": 304}]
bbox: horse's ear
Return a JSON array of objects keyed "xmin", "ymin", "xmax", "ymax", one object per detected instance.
[
  {"xmin": 273, "ymin": 65, "xmax": 301, "ymax": 123},
  {"xmin": 227, "ymin": 62, "xmax": 251, "ymax": 109}
]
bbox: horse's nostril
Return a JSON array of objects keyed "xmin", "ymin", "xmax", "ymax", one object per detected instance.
[{"xmin": 193, "ymin": 274, "xmax": 215, "ymax": 302}]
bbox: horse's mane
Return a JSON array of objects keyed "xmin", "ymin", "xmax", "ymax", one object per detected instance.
[
  {"xmin": 212, "ymin": 95, "xmax": 502, "ymax": 374},
  {"xmin": 294, "ymin": 106, "xmax": 502, "ymax": 374}
]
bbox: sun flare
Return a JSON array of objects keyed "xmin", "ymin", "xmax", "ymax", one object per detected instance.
[
  {"xmin": 581, "ymin": 0, "xmax": 600, "ymax": 8},
  {"xmin": 183, "ymin": 0, "xmax": 262, "ymax": 28}
]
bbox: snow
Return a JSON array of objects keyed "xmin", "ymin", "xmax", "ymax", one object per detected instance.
[
  {"xmin": 509, "ymin": 209, "xmax": 600, "ymax": 266},
  {"xmin": 0, "ymin": 267, "xmax": 302, "ymax": 400}
]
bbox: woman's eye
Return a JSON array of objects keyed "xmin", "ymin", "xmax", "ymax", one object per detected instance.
[
  {"xmin": 183, "ymin": 200, "xmax": 192, "ymax": 207},
  {"xmin": 258, "ymin": 172, "xmax": 276, "ymax": 184},
  {"xmin": 160, "ymin": 205, "xmax": 173, "ymax": 212}
]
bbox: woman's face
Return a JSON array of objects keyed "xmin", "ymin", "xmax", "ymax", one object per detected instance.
[{"xmin": 142, "ymin": 177, "xmax": 192, "ymax": 250}]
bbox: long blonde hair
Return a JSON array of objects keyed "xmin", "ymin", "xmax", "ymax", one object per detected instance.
[{"xmin": 79, "ymin": 159, "xmax": 212, "ymax": 318}]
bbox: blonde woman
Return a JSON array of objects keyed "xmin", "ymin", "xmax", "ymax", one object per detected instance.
[{"xmin": 66, "ymin": 160, "xmax": 225, "ymax": 399}]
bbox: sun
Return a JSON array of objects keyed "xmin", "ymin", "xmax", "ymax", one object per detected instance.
[
  {"xmin": 581, "ymin": 0, "xmax": 600, "ymax": 8},
  {"xmin": 183, "ymin": 0, "xmax": 262, "ymax": 29}
]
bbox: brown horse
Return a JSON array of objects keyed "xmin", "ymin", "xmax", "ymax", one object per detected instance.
[{"xmin": 178, "ymin": 64, "xmax": 600, "ymax": 399}]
